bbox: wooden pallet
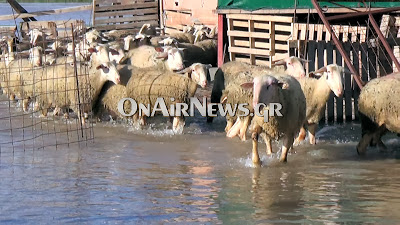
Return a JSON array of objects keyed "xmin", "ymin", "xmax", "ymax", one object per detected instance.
[
  {"xmin": 226, "ymin": 14, "xmax": 293, "ymax": 66},
  {"xmin": 93, "ymin": 0, "xmax": 159, "ymax": 33}
]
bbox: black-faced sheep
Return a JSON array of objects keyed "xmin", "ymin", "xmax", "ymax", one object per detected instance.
[{"xmin": 356, "ymin": 73, "xmax": 400, "ymax": 154}]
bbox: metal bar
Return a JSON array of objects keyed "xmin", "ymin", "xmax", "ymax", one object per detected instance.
[
  {"xmin": 368, "ymin": 13, "xmax": 400, "ymax": 72},
  {"xmin": 326, "ymin": 7, "xmax": 400, "ymax": 21},
  {"xmin": 6, "ymin": 0, "xmax": 36, "ymax": 22},
  {"xmin": 311, "ymin": 0, "xmax": 365, "ymax": 89},
  {"xmin": 217, "ymin": 14, "xmax": 224, "ymax": 67}
]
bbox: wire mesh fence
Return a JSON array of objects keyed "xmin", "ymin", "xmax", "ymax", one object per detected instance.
[{"xmin": 0, "ymin": 20, "xmax": 94, "ymax": 152}]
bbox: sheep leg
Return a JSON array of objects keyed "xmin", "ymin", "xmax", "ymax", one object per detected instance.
[
  {"xmin": 356, "ymin": 132, "xmax": 373, "ymax": 155},
  {"xmin": 226, "ymin": 117, "xmax": 242, "ymax": 138},
  {"xmin": 294, "ymin": 126, "xmax": 307, "ymax": 145},
  {"xmin": 279, "ymin": 134, "xmax": 294, "ymax": 163},
  {"xmin": 251, "ymin": 126, "xmax": 262, "ymax": 167},
  {"xmin": 261, "ymin": 133, "xmax": 273, "ymax": 155},
  {"xmin": 22, "ymin": 98, "xmax": 30, "ymax": 112},
  {"xmin": 238, "ymin": 116, "xmax": 251, "ymax": 142},
  {"xmin": 225, "ymin": 119, "xmax": 234, "ymax": 133},
  {"xmin": 139, "ymin": 116, "xmax": 147, "ymax": 128},
  {"xmin": 172, "ymin": 116, "xmax": 185, "ymax": 133},
  {"xmin": 308, "ymin": 123, "xmax": 317, "ymax": 145}
]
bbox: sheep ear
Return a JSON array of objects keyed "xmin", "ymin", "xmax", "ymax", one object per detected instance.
[
  {"xmin": 96, "ymin": 64, "xmax": 104, "ymax": 70},
  {"xmin": 205, "ymin": 64, "xmax": 212, "ymax": 69},
  {"xmin": 278, "ymin": 81, "xmax": 289, "ymax": 89},
  {"xmin": 272, "ymin": 58, "xmax": 286, "ymax": 66},
  {"xmin": 155, "ymin": 47, "xmax": 164, "ymax": 52},
  {"xmin": 156, "ymin": 52, "xmax": 168, "ymax": 59},
  {"xmin": 240, "ymin": 82, "xmax": 254, "ymax": 90},
  {"xmin": 109, "ymin": 48, "xmax": 119, "ymax": 55},
  {"xmin": 297, "ymin": 58, "xmax": 310, "ymax": 63},
  {"xmin": 221, "ymin": 96, "xmax": 228, "ymax": 104},
  {"xmin": 88, "ymin": 47, "xmax": 97, "ymax": 53},
  {"xmin": 176, "ymin": 67, "xmax": 190, "ymax": 74},
  {"xmin": 308, "ymin": 72, "xmax": 322, "ymax": 78},
  {"xmin": 313, "ymin": 66, "xmax": 328, "ymax": 74}
]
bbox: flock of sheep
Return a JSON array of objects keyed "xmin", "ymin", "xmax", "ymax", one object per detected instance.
[{"xmin": 0, "ymin": 23, "xmax": 398, "ymax": 166}]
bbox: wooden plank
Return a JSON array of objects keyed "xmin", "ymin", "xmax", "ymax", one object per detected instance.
[
  {"xmin": 232, "ymin": 20, "xmax": 271, "ymax": 30},
  {"xmin": 352, "ymin": 42, "xmax": 360, "ymax": 121},
  {"xmin": 308, "ymin": 24, "xmax": 315, "ymax": 40},
  {"xmin": 300, "ymin": 24, "xmax": 306, "ymax": 40},
  {"xmin": 228, "ymin": 30, "xmax": 270, "ymax": 39},
  {"xmin": 368, "ymin": 47, "xmax": 378, "ymax": 80},
  {"xmin": 335, "ymin": 43, "xmax": 344, "ymax": 123},
  {"xmin": 95, "ymin": 2, "xmax": 157, "ymax": 12},
  {"xmin": 233, "ymin": 40, "xmax": 269, "ymax": 49},
  {"xmin": 95, "ymin": 20, "xmax": 158, "ymax": 31},
  {"xmin": 226, "ymin": 14, "xmax": 293, "ymax": 23},
  {"xmin": 343, "ymin": 42, "xmax": 352, "ymax": 122},
  {"xmin": 293, "ymin": 23, "xmax": 299, "ymax": 40},
  {"xmin": 249, "ymin": 20, "xmax": 255, "ymax": 64},
  {"xmin": 317, "ymin": 24, "xmax": 323, "ymax": 41},
  {"xmin": 229, "ymin": 46, "xmax": 270, "ymax": 56},
  {"xmin": 307, "ymin": 41, "xmax": 317, "ymax": 74},
  {"xmin": 270, "ymin": 21, "xmax": 275, "ymax": 56},
  {"xmin": 95, "ymin": 14, "xmax": 158, "ymax": 24},
  {"xmin": 228, "ymin": 18, "xmax": 235, "ymax": 61},
  {"xmin": 326, "ymin": 42, "xmax": 335, "ymax": 122},
  {"xmin": 275, "ymin": 34, "xmax": 291, "ymax": 41},
  {"xmin": 94, "ymin": 7, "xmax": 157, "ymax": 18}
]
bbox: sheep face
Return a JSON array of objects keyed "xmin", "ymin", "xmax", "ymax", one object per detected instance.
[
  {"xmin": 159, "ymin": 47, "xmax": 184, "ymax": 71},
  {"xmin": 96, "ymin": 62, "xmax": 121, "ymax": 85},
  {"xmin": 194, "ymin": 30, "xmax": 207, "ymax": 43},
  {"xmin": 108, "ymin": 46, "xmax": 125, "ymax": 64},
  {"xmin": 285, "ymin": 57, "xmax": 306, "ymax": 78},
  {"xmin": 242, "ymin": 75, "xmax": 288, "ymax": 109},
  {"xmin": 325, "ymin": 64, "xmax": 344, "ymax": 97},
  {"xmin": 85, "ymin": 29, "xmax": 100, "ymax": 44},
  {"xmin": 189, "ymin": 63, "xmax": 210, "ymax": 88}
]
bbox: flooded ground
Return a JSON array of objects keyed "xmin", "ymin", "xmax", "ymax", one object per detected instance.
[{"xmin": 0, "ymin": 105, "xmax": 400, "ymax": 224}]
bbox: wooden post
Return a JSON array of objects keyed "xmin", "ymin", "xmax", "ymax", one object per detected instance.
[
  {"xmin": 159, "ymin": 0, "xmax": 164, "ymax": 30},
  {"xmin": 217, "ymin": 14, "xmax": 224, "ymax": 67},
  {"xmin": 6, "ymin": 0, "xmax": 36, "ymax": 22}
]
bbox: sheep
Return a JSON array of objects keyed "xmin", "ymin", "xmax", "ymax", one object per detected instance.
[
  {"xmin": 356, "ymin": 73, "xmax": 400, "ymax": 154},
  {"xmin": 125, "ymin": 68, "xmax": 198, "ymax": 133},
  {"xmin": 138, "ymin": 23, "xmax": 160, "ymax": 36},
  {"xmin": 29, "ymin": 46, "xmax": 43, "ymax": 67},
  {"xmin": 176, "ymin": 39, "xmax": 217, "ymax": 67},
  {"xmin": 240, "ymin": 73, "xmax": 307, "ymax": 165},
  {"xmin": 96, "ymin": 62, "xmax": 211, "ymax": 121},
  {"xmin": 120, "ymin": 45, "xmax": 184, "ymax": 72},
  {"xmin": 168, "ymin": 32, "xmax": 195, "ymax": 44},
  {"xmin": 106, "ymin": 41, "xmax": 125, "ymax": 64},
  {"xmin": 36, "ymin": 61, "xmax": 121, "ymax": 123},
  {"xmin": 294, "ymin": 64, "xmax": 345, "ymax": 145},
  {"xmin": 123, "ymin": 34, "xmax": 151, "ymax": 51},
  {"xmin": 85, "ymin": 29, "xmax": 102, "ymax": 44},
  {"xmin": 208, "ymin": 57, "xmax": 306, "ymax": 123},
  {"xmin": 28, "ymin": 28, "xmax": 46, "ymax": 47}
]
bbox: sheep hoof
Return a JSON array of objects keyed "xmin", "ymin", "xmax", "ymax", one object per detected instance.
[{"xmin": 252, "ymin": 160, "xmax": 262, "ymax": 167}]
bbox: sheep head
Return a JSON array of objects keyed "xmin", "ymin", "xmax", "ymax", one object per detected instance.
[
  {"xmin": 28, "ymin": 28, "xmax": 44, "ymax": 46},
  {"xmin": 176, "ymin": 63, "xmax": 211, "ymax": 88},
  {"xmin": 96, "ymin": 62, "xmax": 121, "ymax": 85},
  {"xmin": 29, "ymin": 46, "xmax": 43, "ymax": 67},
  {"xmin": 273, "ymin": 56, "xmax": 307, "ymax": 78},
  {"xmin": 156, "ymin": 46, "xmax": 184, "ymax": 71},
  {"xmin": 194, "ymin": 30, "xmax": 208, "ymax": 43},
  {"xmin": 241, "ymin": 75, "xmax": 289, "ymax": 109},
  {"xmin": 314, "ymin": 64, "xmax": 344, "ymax": 97}
]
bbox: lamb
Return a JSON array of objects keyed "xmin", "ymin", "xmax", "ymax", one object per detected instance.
[
  {"xmin": 356, "ymin": 73, "xmax": 400, "ymax": 154},
  {"xmin": 96, "ymin": 62, "xmax": 210, "ymax": 121},
  {"xmin": 294, "ymin": 64, "xmax": 345, "ymax": 145},
  {"xmin": 120, "ymin": 45, "xmax": 184, "ymax": 72},
  {"xmin": 36, "ymin": 61, "xmax": 121, "ymax": 123},
  {"xmin": 125, "ymin": 68, "xmax": 198, "ymax": 133},
  {"xmin": 240, "ymin": 74, "xmax": 307, "ymax": 165}
]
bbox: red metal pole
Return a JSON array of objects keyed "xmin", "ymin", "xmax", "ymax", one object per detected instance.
[
  {"xmin": 217, "ymin": 14, "xmax": 224, "ymax": 67},
  {"xmin": 368, "ymin": 13, "xmax": 400, "ymax": 72},
  {"xmin": 311, "ymin": 0, "xmax": 365, "ymax": 89}
]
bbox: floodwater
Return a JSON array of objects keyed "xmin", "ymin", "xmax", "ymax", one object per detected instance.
[
  {"xmin": 1, "ymin": 104, "xmax": 400, "ymax": 224},
  {"xmin": 0, "ymin": 3, "xmax": 92, "ymax": 26}
]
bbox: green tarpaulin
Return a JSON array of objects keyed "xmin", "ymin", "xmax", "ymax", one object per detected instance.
[{"xmin": 218, "ymin": 0, "xmax": 400, "ymax": 11}]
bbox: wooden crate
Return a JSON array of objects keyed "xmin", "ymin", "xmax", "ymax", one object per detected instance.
[
  {"xmin": 93, "ymin": 0, "xmax": 159, "ymax": 33},
  {"xmin": 226, "ymin": 14, "xmax": 293, "ymax": 66}
]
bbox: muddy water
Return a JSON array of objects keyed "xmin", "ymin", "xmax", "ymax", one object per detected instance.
[{"xmin": 0, "ymin": 110, "xmax": 400, "ymax": 224}]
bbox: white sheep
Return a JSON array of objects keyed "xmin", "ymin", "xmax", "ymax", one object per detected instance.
[
  {"xmin": 240, "ymin": 74, "xmax": 307, "ymax": 165},
  {"xmin": 294, "ymin": 64, "xmax": 345, "ymax": 145}
]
